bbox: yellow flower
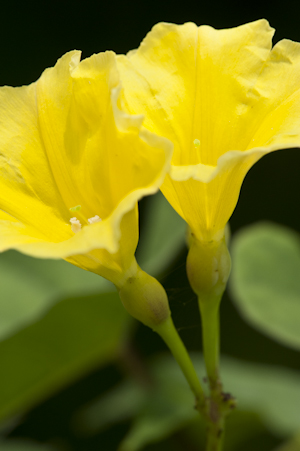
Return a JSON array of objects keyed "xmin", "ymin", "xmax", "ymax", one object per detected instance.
[
  {"xmin": 0, "ymin": 50, "xmax": 172, "ymax": 287},
  {"xmin": 117, "ymin": 19, "xmax": 300, "ymax": 242}
]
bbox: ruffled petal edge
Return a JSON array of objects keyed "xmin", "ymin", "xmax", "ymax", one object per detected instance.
[{"xmin": 169, "ymin": 142, "xmax": 299, "ymax": 184}]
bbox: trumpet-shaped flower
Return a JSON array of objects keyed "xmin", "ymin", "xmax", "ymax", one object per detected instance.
[
  {"xmin": 0, "ymin": 50, "xmax": 172, "ymax": 287},
  {"xmin": 117, "ymin": 19, "xmax": 300, "ymax": 242}
]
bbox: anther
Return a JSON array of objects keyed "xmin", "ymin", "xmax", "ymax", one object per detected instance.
[
  {"xmin": 194, "ymin": 139, "xmax": 200, "ymax": 147},
  {"xmin": 88, "ymin": 215, "xmax": 102, "ymax": 224},
  {"xmin": 70, "ymin": 217, "xmax": 82, "ymax": 233}
]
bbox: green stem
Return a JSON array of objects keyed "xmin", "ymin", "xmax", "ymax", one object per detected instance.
[
  {"xmin": 199, "ymin": 295, "xmax": 234, "ymax": 451},
  {"xmin": 186, "ymin": 233, "xmax": 234, "ymax": 449},
  {"xmin": 199, "ymin": 295, "xmax": 223, "ymax": 450},
  {"xmin": 199, "ymin": 296, "xmax": 221, "ymax": 391},
  {"xmin": 206, "ymin": 416, "xmax": 225, "ymax": 451},
  {"xmin": 154, "ymin": 316, "xmax": 206, "ymax": 412}
]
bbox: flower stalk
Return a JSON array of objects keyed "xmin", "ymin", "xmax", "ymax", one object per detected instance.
[
  {"xmin": 199, "ymin": 296, "xmax": 221, "ymax": 393},
  {"xmin": 118, "ymin": 265, "xmax": 206, "ymax": 411},
  {"xmin": 155, "ymin": 316, "xmax": 206, "ymax": 412},
  {"xmin": 199, "ymin": 296, "xmax": 236, "ymax": 451},
  {"xmin": 187, "ymin": 232, "xmax": 234, "ymax": 450}
]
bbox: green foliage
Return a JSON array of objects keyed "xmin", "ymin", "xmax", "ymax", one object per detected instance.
[
  {"xmin": 76, "ymin": 354, "xmax": 300, "ymax": 450},
  {"xmin": 185, "ymin": 411, "xmax": 266, "ymax": 451},
  {"xmin": 77, "ymin": 353, "xmax": 198, "ymax": 451},
  {"xmin": 74, "ymin": 380, "xmax": 147, "ymax": 435},
  {"xmin": 230, "ymin": 222, "xmax": 300, "ymax": 349},
  {"xmin": 0, "ymin": 250, "xmax": 112, "ymax": 341},
  {"xmin": 221, "ymin": 357, "xmax": 300, "ymax": 436},
  {"xmin": 2, "ymin": 210, "xmax": 300, "ymax": 449},
  {"xmin": 0, "ymin": 440, "xmax": 54, "ymax": 450},
  {"xmin": 118, "ymin": 357, "xmax": 197, "ymax": 451},
  {"xmin": 275, "ymin": 434, "xmax": 300, "ymax": 451},
  {"xmin": 0, "ymin": 292, "xmax": 131, "ymax": 422}
]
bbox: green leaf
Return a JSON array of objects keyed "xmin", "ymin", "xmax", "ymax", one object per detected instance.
[
  {"xmin": 75, "ymin": 353, "xmax": 199, "ymax": 450},
  {"xmin": 0, "ymin": 292, "xmax": 131, "ymax": 422},
  {"xmin": 119, "ymin": 359, "xmax": 197, "ymax": 451},
  {"xmin": 74, "ymin": 380, "xmax": 147, "ymax": 435},
  {"xmin": 230, "ymin": 222, "xmax": 300, "ymax": 349},
  {"xmin": 0, "ymin": 440, "xmax": 55, "ymax": 451},
  {"xmin": 0, "ymin": 250, "xmax": 112, "ymax": 341},
  {"xmin": 221, "ymin": 357, "xmax": 300, "ymax": 436},
  {"xmin": 274, "ymin": 434, "xmax": 300, "ymax": 451},
  {"xmin": 137, "ymin": 192, "xmax": 186, "ymax": 276},
  {"xmin": 81, "ymin": 354, "xmax": 300, "ymax": 450}
]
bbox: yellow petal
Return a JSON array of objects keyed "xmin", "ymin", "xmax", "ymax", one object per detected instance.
[
  {"xmin": 0, "ymin": 51, "xmax": 172, "ymax": 283},
  {"xmin": 118, "ymin": 20, "xmax": 300, "ymax": 240},
  {"xmin": 162, "ymin": 148, "xmax": 268, "ymax": 241},
  {"xmin": 246, "ymin": 39, "xmax": 300, "ymax": 149},
  {"xmin": 118, "ymin": 20, "xmax": 274, "ymax": 165}
]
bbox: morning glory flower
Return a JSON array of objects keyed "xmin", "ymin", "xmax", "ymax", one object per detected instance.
[
  {"xmin": 0, "ymin": 50, "xmax": 172, "ymax": 288},
  {"xmin": 117, "ymin": 19, "xmax": 300, "ymax": 242}
]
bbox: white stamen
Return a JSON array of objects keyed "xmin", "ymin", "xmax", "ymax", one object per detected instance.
[
  {"xmin": 70, "ymin": 217, "xmax": 82, "ymax": 233},
  {"xmin": 88, "ymin": 215, "xmax": 102, "ymax": 224},
  {"xmin": 194, "ymin": 138, "xmax": 200, "ymax": 147}
]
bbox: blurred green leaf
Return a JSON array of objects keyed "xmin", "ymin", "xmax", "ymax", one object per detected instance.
[
  {"xmin": 0, "ymin": 250, "xmax": 112, "ymax": 341},
  {"xmin": 76, "ymin": 353, "xmax": 199, "ymax": 450},
  {"xmin": 0, "ymin": 440, "xmax": 55, "ymax": 451},
  {"xmin": 119, "ymin": 359, "xmax": 197, "ymax": 451},
  {"xmin": 230, "ymin": 222, "xmax": 300, "ymax": 349},
  {"xmin": 221, "ymin": 357, "xmax": 300, "ymax": 436},
  {"xmin": 0, "ymin": 292, "xmax": 131, "ymax": 422},
  {"xmin": 137, "ymin": 192, "xmax": 186, "ymax": 276},
  {"xmin": 79, "ymin": 354, "xmax": 300, "ymax": 450},
  {"xmin": 221, "ymin": 411, "xmax": 266, "ymax": 451},
  {"xmin": 74, "ymin": 380, "xmax": 147, "ymax": 435},
  {"xmin": 274, "ymin": 434, "xmax": 300, "ymax": 451}
]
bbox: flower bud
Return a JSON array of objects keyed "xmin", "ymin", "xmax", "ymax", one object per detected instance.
[
  {"xmin": 186, "ymin": 233, "xmax": 231, "ymax": 301},
  {"xmin": 118, "ymin": 268, "xmax": 170, "ymax": 329}
]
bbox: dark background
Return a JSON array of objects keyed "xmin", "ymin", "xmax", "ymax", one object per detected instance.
[{"xmin": 2, "ymin": 0, "xmax": 300, "ymax": 450}]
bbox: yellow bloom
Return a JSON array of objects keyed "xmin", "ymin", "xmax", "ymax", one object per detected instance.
[
  {"xmin": 0, "ymin": 50, "xmax": 172, "ymax": 287},
  {"xmin": 117, "ymin": 19, "xmax": 300, "ymax": 242}
]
